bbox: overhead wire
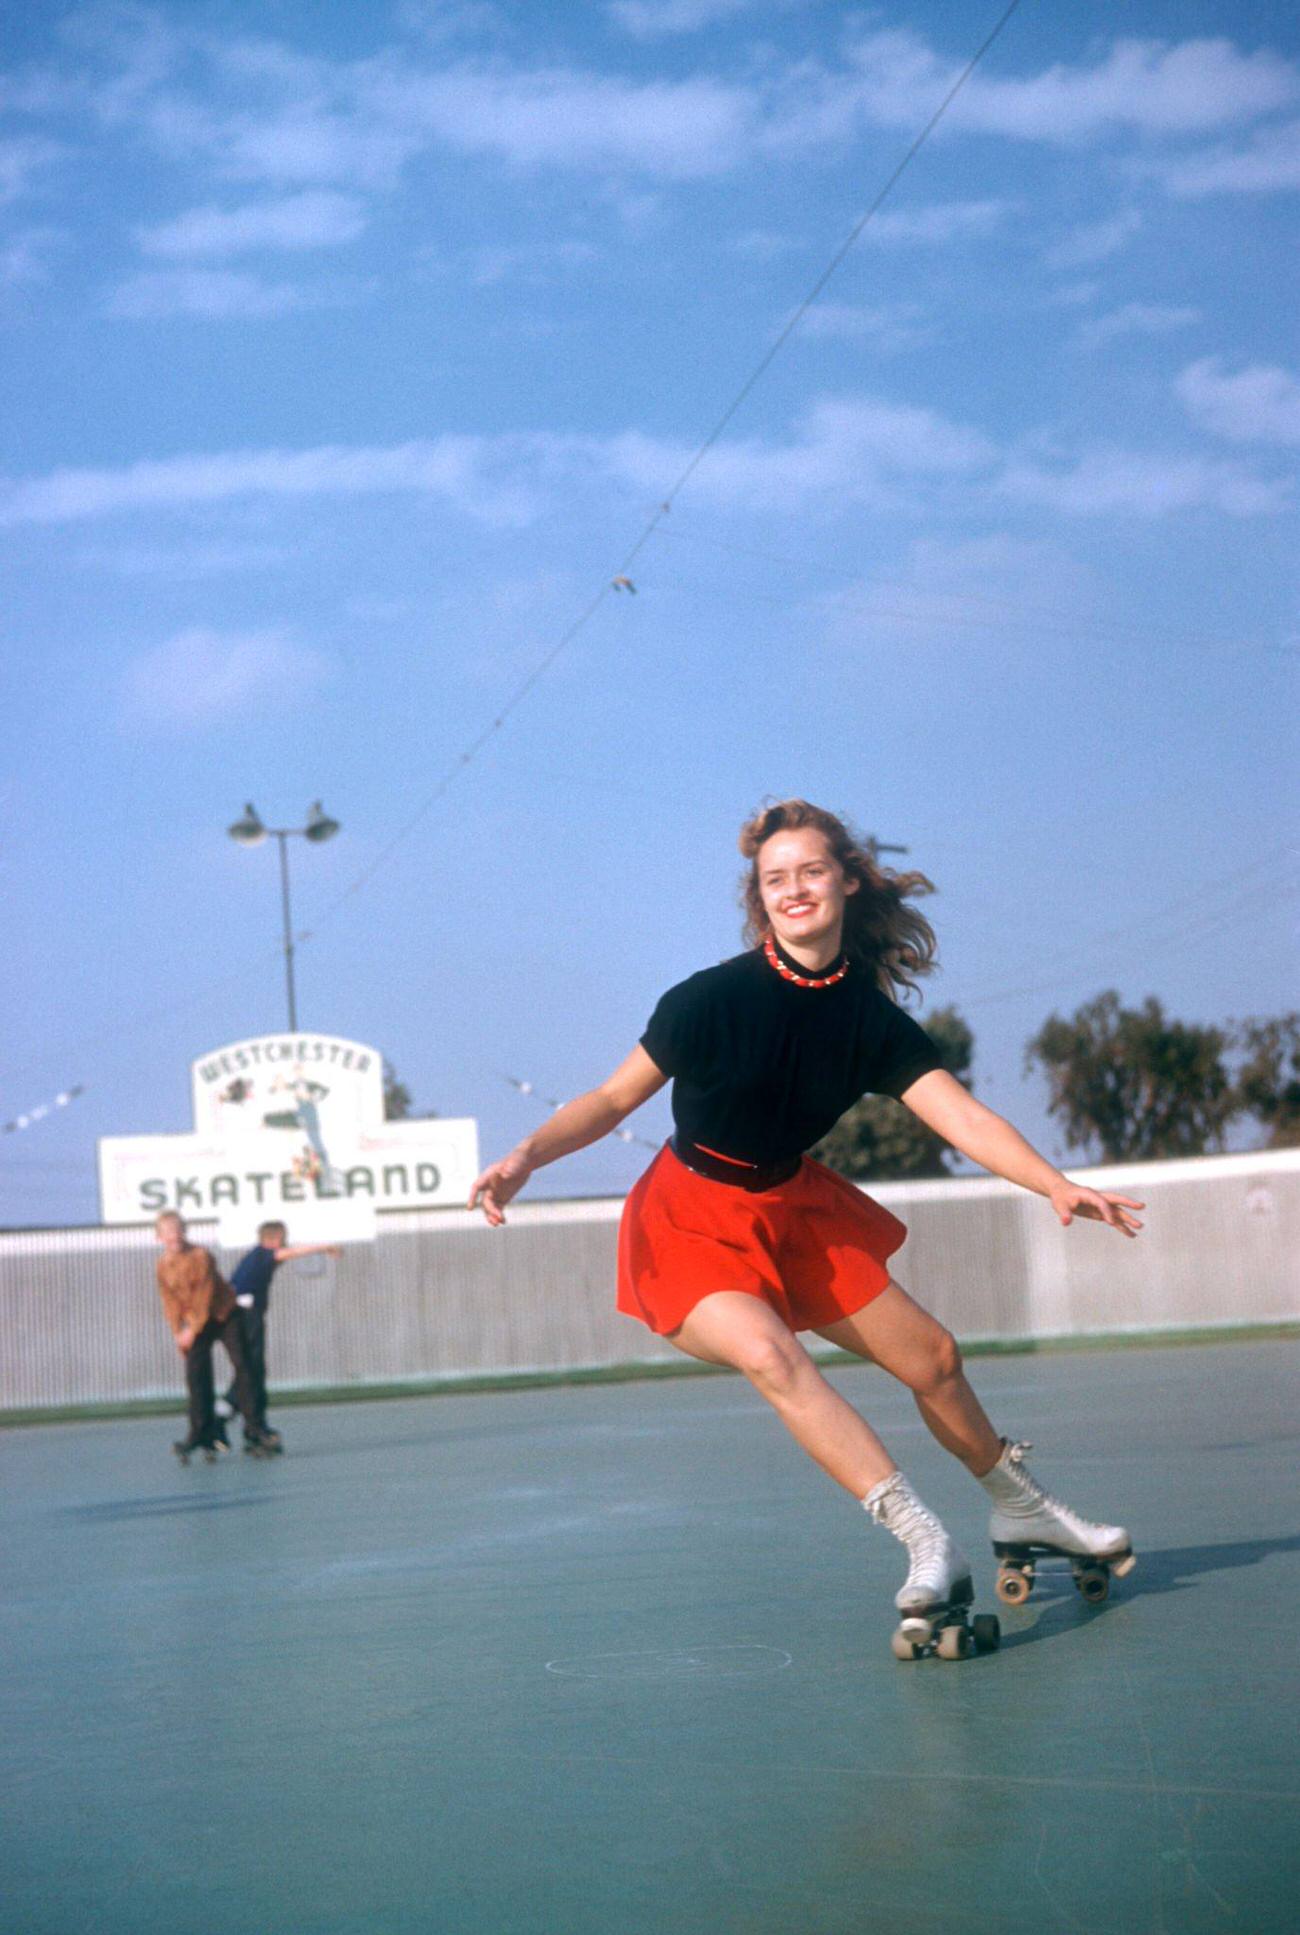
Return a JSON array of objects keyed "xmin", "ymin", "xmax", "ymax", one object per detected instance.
[
  {"xmin": 12, "ymin": 0, "xmax": 1030, "ymax": 1140},
  {"xmin": 960, "ymin": 854, "xmax": 1300, "ymax": 1010},
  {"xmin": 504, "ymin": 1076, "xmax": 660, "ymax": 1152},
  {"xmin": 299, "ymin": 0, "xmax": 1025, "ymax": 939},
  {"xmin": 642, "ymin": 524, "xmax": 1288, "ymax": 659},
  {"xmin": 1, "ymin": 933, "xmax": 298, "ymax": 1104},
  {"xmin": 3, "ymin": 1084, "xmax": 85, "ymax": 1136}
]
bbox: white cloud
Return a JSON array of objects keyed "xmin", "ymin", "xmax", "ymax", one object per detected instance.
[
  {"xmin": 601, "ymin": 188, "xmax": 662, "ymax": 229},
  {"xmin": 60, "ymin": 13, "xmax": 1300, "ymax": 211},
  {"xmin": 86, "ymin": 26, "xmax": 757, "ymax": 183},
  {"xmin": 1044, "ymin": 279, "xmax": 1101, "ymax": 309},
  {"xmin": 0, "ymin": 225, "xmax": 61, "ymax": 288},
  {"xmin": 1001, "ymin": 446, "xmax": 1289, "ymax": 517},
  {"xmin": 607, "ymin": 0, "xmax": 752, "ymax": 38},
  {"xmin": 1155, "ymin": 118, "xmax": 1300, "ymax": 196},
  {"xmin": 0, "ymin": 394, "xmax": 993, "ymax": 537},
  {"xmin": 0, "ymin": 437, "xmax": 541, "ymax": 528},
  {"xmin": 1045, "ymin": 210, "xmax": 1142, "ymax": 271},
  {"xmin": 838, "ymin": 31, "xmax": 1298, "ymax": 143},
  {"xmin": 121, "ymin": 627, "xmax": 331, "ymax": 729},
  {"xmin": 396, "ymin": 4, "xmax": 508, "ymax": 47},
  {"xmin": 105, "ymin": 267, "xmax": 321, "ymax": 318},
  {"xmin": 594, "ymin": 396, "xmax": 995, "ymax": 511},
  {"xmin": 67, "ymin": 3, "xmax": 184, "ymax": 126},
  {"xmin": 1075, "ymin": 304, "xmax": 1199, "ymax": 351},
  {"xmin": 5, "ymin": 396, "xmax": 1289, "ymax": 541},
  {"xmin": 75, "ymin": 13, "xmax": 424, "ymax": 187},
  {"xmin": 861, "ymin": 200, "xmax": 1012, "ymax": 245},
  {"xmin": 797, "ymin": 301, "xmax": 931, "ymax": 352},
  {"xmin": 469, "ymin": 239, "xmax": 597, "ymax": 285},
  {"xmin": 362, "ymin": 60, "xmax": 754, "ymax": 178},
  {"xmin": 138, "ymin": 190, "xmax": 367, "ymax": 258},
  {"xmin": 1177, "ymin": 359, "xmax": 1300, "ymax": 446},
  {"xmin": 0, "ymin": 135, "xmax": 63, "ymax": 205},
  {"xmin": 216, "ymin": 102, "xmax": 426, "ymax": 189},
  {"xmin": 818, "ymin": 533, "xmax": 1101, "ymax": 656},
  {"xmin": 731, "ymin": 228, "xmax": 793, "ymax": 260}
]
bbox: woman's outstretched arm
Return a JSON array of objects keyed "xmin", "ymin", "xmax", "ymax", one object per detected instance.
[
  {"xmin": 899, "ymin": 1070, "xmax": 1145, "ymax": 1238},
  {"xmin": 469, "ymin": 1046, "xmax": 668, "ymax": 1226}
]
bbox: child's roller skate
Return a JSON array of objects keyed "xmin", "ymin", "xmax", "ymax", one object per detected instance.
[
  {"xmin": 243, "ymin": 1426, "xmax": 283, "ymax": 1458},
  {"xmin": 172, "ymin": 1434, "xmax": 217, "ymax": 1466},
  {"xmin": 981, "ymin": 1440, "xmax": 1135, "ymax": 1607},
  {"xmin": 865, "ymin": 1472, "xmax": 1000, "ymax": 1662}
]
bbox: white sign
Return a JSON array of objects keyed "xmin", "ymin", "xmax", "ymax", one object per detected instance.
[{"xmin": 98, "ymin": 1033, "xmax": 479, "ymax": 1244}]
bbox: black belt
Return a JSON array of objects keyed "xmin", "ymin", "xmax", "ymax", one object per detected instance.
[{"xmin": 669, "ymin": 1135, "xmax": 802, "ymax": 1193}]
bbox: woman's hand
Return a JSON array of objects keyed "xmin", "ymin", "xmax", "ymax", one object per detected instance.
[
  {"xmin": 468, "ymin": 1049, "xmax": 667, "ymax": 1227},
  {"xmin": 1049, "ymin": 1181, "xmax": 1145, "ymax": 1238},
  {"xmin": 468, "ymin": 1151, "xmax": 533, "ymax": 1227},
  {"xmin": 902, "ymin": 1076, "xmax": 1146, "ymax": 1239}
]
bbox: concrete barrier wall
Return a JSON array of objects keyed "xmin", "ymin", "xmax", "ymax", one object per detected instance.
[{"xmin": 2, "ymin": 1149, "xmax": 1296, "ymax": 1413}]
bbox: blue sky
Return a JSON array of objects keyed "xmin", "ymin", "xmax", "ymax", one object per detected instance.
[{"xmin": 3, "ymin": 0, "xmax": 1297, "ymax": 1227}]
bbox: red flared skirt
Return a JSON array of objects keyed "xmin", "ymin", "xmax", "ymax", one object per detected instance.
[{"xmin": 616, "ymin": 1143, "xmax": 907, "ymax": 1337}]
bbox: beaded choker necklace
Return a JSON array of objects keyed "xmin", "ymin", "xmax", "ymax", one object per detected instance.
[{"xmin": 763, "ymin": 932, "xmax": 850, "ymax": 989}]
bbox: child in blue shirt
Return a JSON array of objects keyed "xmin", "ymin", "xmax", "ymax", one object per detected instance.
[{"xmin": 222, "ymin": 1221, "xmax": 342, "ymax": 1451}]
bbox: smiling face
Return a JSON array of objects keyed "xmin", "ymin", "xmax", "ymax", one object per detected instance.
[{"xmin": 756, "ymin": 826, "xmax": 857, "ymax": 966}]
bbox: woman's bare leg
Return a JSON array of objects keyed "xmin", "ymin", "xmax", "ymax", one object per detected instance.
[
  {"xmin": 815, "ymin": 1280, "xmax": 1002, "ymax": 1477},
  {"xmin": 670, "ymin": 1291, "xmax": 896, "ymax": 1495}
]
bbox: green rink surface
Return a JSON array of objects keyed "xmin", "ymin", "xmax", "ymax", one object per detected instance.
[{"xmin": 3, "ymin": 1340, "xmax": 1297, "ymax": 1934}]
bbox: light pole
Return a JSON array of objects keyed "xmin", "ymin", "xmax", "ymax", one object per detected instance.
[{"xmin": 227, "ymin": 802, "xmax": 341, "ymax": 1031}]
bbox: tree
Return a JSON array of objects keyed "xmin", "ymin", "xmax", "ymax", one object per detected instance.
[
  {"xmin": 1025, "ymin": 991, "xmax": 1234, "ymax": 1162},
  {"xmin": 383, "ymin": 1061, "xmax": 437, "ymax": 1122},
  {"xmin": 814, "ymin": 1006, "xmax": 974, "ymax": 1181},
  {"xmin": 1231, "ymin": 1014, "xmax": 1300, "ymax": 1148}
]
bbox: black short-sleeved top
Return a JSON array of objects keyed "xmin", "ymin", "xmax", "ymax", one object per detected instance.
[{"xmin": 640, "ymin": 939, "xmax": 943, "ymax": 1166}]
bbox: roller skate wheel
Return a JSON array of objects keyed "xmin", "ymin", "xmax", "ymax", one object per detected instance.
[
  {"xmin": 971, "ymin": 1613, "xmax": 1001, "ymax": 1654},
  {"xmin": 995, "ymin": 1568, "xmax": 1032, "ymax": 1607},
  {"xmin": 1110, "ymin": 1552, "xmax": 1137, "ymax": 1579},
  {"xmin": 891, "ymin": 1630, "xmax": 922, "ymax": 1662},
  {"xmin": 936, "ymin": 1623, "xmax": 972, "ymax": 1662},
  {"xmin": 202, "ymin": 1447, "xmax": 218, "ymax": 1464},
  {"xmin": 1075, "ymin": 1566, "xmax": 1110, "ymax": 1605}
]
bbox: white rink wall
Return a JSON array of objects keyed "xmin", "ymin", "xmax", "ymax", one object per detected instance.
[{"xmin": 2, "ymin": 1149, "xmax": 1297, "ymax": 1413}]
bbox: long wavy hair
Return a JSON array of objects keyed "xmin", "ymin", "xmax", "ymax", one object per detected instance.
[{"xmin": 738, "ymin": 798, "xmax": 938, "ymax": 1000}]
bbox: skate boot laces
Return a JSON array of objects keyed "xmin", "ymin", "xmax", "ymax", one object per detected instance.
[
  {"xmin": 992, "ymin": 1441, "xmax": 1128, "ymax": 1551},
  {"xmin": 865, "ymin": 1472, "xmax": 942, "ymax": 1538},
  {"xmin": 865, "ymin": 1474, "xmax": 970, "ymax": 1610},
  {"xmin": 1001, "ymin": 1441, "xmax": 1076, "ymax": 1516}
]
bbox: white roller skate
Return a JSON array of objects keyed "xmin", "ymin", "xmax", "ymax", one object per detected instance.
[
  {"xmin": 981, "ymin": 1440, "xmax": 1136, "ymax": 1607},
  {"xmin": 865, "ymin": 1472, "xmax": 1000, "ymax": 1663}
]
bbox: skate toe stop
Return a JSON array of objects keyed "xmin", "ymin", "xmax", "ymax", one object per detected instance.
[
  {"xmin": 1111, "ymin": 1552, "xmax": 1137, "ymax": 1578},
  {"xmin": 898, "ymin": 1614, "xmax": 934, "ymax": 1644}
]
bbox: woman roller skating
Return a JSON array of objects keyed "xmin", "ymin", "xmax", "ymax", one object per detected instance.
[{"xmin": 470, "ymin": 799, "xmax": 1139, "ymax": 1660}]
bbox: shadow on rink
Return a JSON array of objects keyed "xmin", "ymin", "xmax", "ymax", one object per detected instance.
[
  {"xmin": 67, "ymin": 1492, "xmax": 278, "ymax": 1522},
  {"xmin": 3, "ymin": 1337, "xmax": 1297, "ymax": 1934},
  {"xmin": 993, "ymin": 1530, "xmax": 1300, "ymax": 1653}
]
